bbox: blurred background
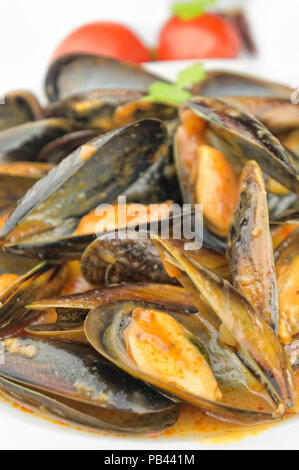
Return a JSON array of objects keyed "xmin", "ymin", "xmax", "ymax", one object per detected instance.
[{"xmin": 0, "ymin": 0, "xmax": 298, "ymax": 94}]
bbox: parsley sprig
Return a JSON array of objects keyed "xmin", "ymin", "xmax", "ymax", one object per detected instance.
[
  {"xmin": 172, "ymin": 0, "xmax": 217, "ymax": 21},
  {"xmin": 144, "ymin": 63, "xmax": 206, "ymax": 105}
]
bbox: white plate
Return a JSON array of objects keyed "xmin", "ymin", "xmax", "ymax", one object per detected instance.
[
  {"xmin": 0, "ymin": 388, "xmax": 298, "ymax": 450},
  {"xmin": 0, "ymin": 0, "xmax": 298, "ymax": 450}
]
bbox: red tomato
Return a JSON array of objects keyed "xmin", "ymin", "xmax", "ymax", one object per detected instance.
[
  {"xmin": 52, "ymin": 22, "xmax": 150, "ymax": 64},
  {"xmin": 158, "ymin": 13, "xmax": 242, "ymax": 60}
]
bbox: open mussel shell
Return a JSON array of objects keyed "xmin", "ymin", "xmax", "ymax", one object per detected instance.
[
  {"xmin": 153, "ymin": 238, "xmax": 296, "ymax": 413},
  {"xmin": 283, "ymin": 129, "xmax": 299, "ymax": 159},
  {"xmin": 28, "ymin": 283, "xmax": 196, "ymax": 325},
  {"xmin": 274, "ymin": 228, "xmax": 299, "ymax": 347},
  {"xmin": 28, "ymin": 284, "xmax": 196, "ymax": 345},
  {"xmin": 191, "ymin": 70, "xmax": 293, "ymax": 99},
  {"xmin": 0, "ymin": 118, "xmax": 75, "ymax": 163},
  {"xmin": 36, "ymin": 129, "xmax": 102, "ymax": 164},
  {"xmin": 1, "ymin": 119, "xmax": 168, "ymax": 249},
  {"xmin": 275, "ymin": 227, "xmax": 299, "ymax": 264},
  {"xmin": 221, "ymin": 97, "xmax": 299, "ymax": 135},
  {"xmin": 0, "ymin": 250, "xmax": 36, "ymax": 277},
  {"xmin": 12, "ymin": 202, "xmax": 180, "ymax": 262},
  {"xmin": 0, "ymin": 262, "xmax": 68, "ymax": 329},
  {"xmin": 227, "ymin": 161, "xmax": 280, "ymax": 332},
  {"xmin": 47, "ymin": 89, "xmax": 146, "ymax": 130},
  {"xmin": 48, "ymin": 88, "xmax": 178, "ymax": 138},
  {"xmin": 113, "ymin": 99, "xmax": 179, "ymax": 136},
  {"xmin": 271, "ymin": 197, "xmax": 299, "ymax": 225},
  {"xmin": 24, "ymin": 323, "xmax": 88, "ymax": 343},
  {"xmin": 184, "ymin": 97, "xmax": 299, "ymax": 195},
  {"xmin": 86, "ymin": 299, "xmax": 285, "ymax": 425},
  {"xmin": 0, "ymin": 337, "xmax": 179, "ymax": 432},
  {"xmin": 124, "ymin": 153, "xmax": 180, "ymax": 205},
  {"xmin": 45, "ymin": 54, "xmax": 167, "ymax": 102},
  {"xmin": 25, "ymin": 283, "xmax": 196, "ymax": 342},
  {"xmin": 0, "ymin": 91, "xmax": 43, "ymax": 132},
  {"xmin": 0, "ymin": 375, "xmax": 178, "ymax": 433},
  {"xmin": 0, "ymin": 162, "xmax": 52, "ymax": 214},
  {"xmin": 5, "ymin": 233, "xmax": 98, "ymax": 262}
]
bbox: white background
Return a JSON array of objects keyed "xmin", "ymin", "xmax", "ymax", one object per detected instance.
[
  {"xmin": 0, "ymin": 0, "xmax": 298, "ymax": 450},
  {"xmin": 0, "ymin": 0, "xmax": 299, "ymax": 95}
]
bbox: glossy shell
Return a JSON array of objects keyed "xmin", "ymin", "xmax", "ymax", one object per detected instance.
[
  {"xmin": 185, "ymin": 97, "xmax": 299, "ymax": 195},
  {"xmin": 0, "ymin": 91, "xmax": 43, "ymax": 131},
  {"xmin": 0, "ymin": 336, "xmax": 179, "ymax": 432},
  {"xmin": 0, "ymin": 263, "xmax": 68, "ymax": 329},
  {"xmin": 85, "ymin": 299, "xmax": 285, "ymax": 425},
  {"xmin": 192, "ymin": 71, "xmax": 293, "ymax": 99},
  {"xmin": 154, "ymin": 238, "xmax": 296, "ymax": 412},
  {"xmin": 227, "ymin": 161, "xmax": 279, "ymax": 332},
  {"xmin": 1, "ymin": 119, "xmax": 168, "ymax": 247},
  {"xmin": 0, "ymin": 118, "xmax": 75, "ymax": 163},
  {"xmin": 45, "ymin": 54, "xmax": 166, "ymax": 102}
]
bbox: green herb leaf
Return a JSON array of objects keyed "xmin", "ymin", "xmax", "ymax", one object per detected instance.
[
  {"xmin": 177, "ymin": 63, "xmax": 206, "ymax": 88},
  {"xmin": 145, "ymin": 82, "xmax": 191, "ymax": 104},
  {"xmin": 172, "ymin": 0, "xmax": 217, "ymax": 21}
]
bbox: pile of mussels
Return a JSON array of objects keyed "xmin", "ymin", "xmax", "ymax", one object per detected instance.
[{"xmin": 0, "ymin": 53, "xmax": 298, "ymax": 433}]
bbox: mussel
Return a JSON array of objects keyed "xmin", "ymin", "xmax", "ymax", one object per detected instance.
[
  {"xmin": 0, "ymin": 91, "xmax": 43, "ymax": 131},
  {"xmin": 0, "ymin": 60, "xmax": 298, "ymax": 436},
  {"xmin": 227, "ymin": 161, "xmax": 279, "ymax": 332},
  {"xmin": 174, "ymin": 97, "xmax": 299, "ymax": 250},
  {"xmin": 85, "ymin": 291, "xmax": 290, "ymax": 425},
  {"xmin": 0, "ymin": 162, "xmax": 52, "ymax": 214},
  {"xmin": 183, "ymin": 97, "xmax": 299, "ymax": 194},
  {"xmin": 47, "ymin": 89, "xmax": 146, "ymax": 130},
  {"xmin": 36, "ymin": 129, "xmax": 102, "ymax": 165},
  {"xmin": 46, "ymin": 88, "xmax": 179, "ymax": 145},
  {"xmin": 0, "ymin": 118, "xmax": 75, "ymax": 163},
  {"xmin": 45, "ymin": 54, "xmax": 167, "ymax": 102},
  {"xmin": 221, "ymin": 97, "xmax": 299, "ymax": 135},
  {"xmin": 0, "ymin": 119, "xmax": 169, "ymax": 257},
  {"xmin": 275, "ymin": 229, "xmax": 299, "ymax": 347},
  {"xmin": 0, "ymin": 336, "xmax": 179, "ymax": 432},
  {"xmin": 26, "ymin": 283, "xmax": 196, "ymax": 340},
  {"xmin": 149, "ymin": 237, "xmax": 296, "ymax": 415},
  {"xmin": 191, "ymin": 70, "xmax": 293, "ymax": 99},
  {"xmin": 0, "ymin": 262, "xmax": 68, "ymax": 329},
  {"xmin": 81, "ymin": 228, "xmax": 229, "ymax": 287}
]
